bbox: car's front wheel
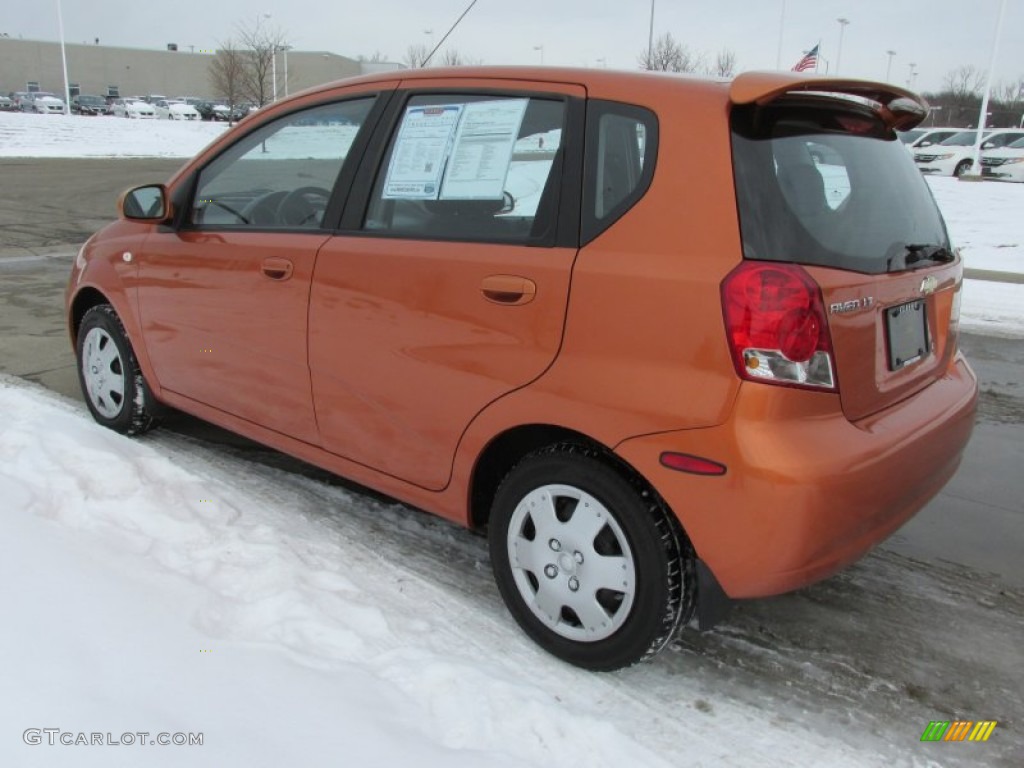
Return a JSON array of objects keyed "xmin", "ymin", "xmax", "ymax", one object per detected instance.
[
  {"xmin": 489, "ymin": 445, "xmax": 692, "ymax": 670},
  {"xmin": 76, "ymin": 305, "xmax": 158, "ymax": 435}
]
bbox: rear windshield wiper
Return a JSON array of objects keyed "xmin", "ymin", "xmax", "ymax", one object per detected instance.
[{"xmin": 887, "ymin": 243, "xmax": 955, "ymax": 272}]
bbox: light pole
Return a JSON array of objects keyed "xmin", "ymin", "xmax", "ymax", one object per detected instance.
[
  {"xmin": 775, "ymin": 0, "xmax": 786, "ymax": 69},
  {"xmin": 835, "ymin": 18, "xmax": 850, "ymax": 74},
  {"xmin": 257, "ymin": 13, "xmax": 274, "ymax": 102},
  {"xmin": 969, "ymin": 0, "xmax": 1008, "ymax": 177},
  {"xmin": 533, "ymin": 45, "xmax": 544, "ymax": 65},
  {"xmin": 281, "ymin": 45, "xmax": 291, "ymax": 97},
  {"xmin": 648, "ymin": 1, "xmax": 655, "ymax": 63},
  {"xmin": 907, "ymin": 62, "xmax": 917, "ymax": 88},
  {"xmin": 271, "ymin": 49, "xmax": 277, "ymax": 101},
  {"xmin": 885, "ymin": 49, "xmax": 896, "ymax": 82},
  {"xmin": 56, "ymin": 0, "xmax": 71, "ymax": 114}
]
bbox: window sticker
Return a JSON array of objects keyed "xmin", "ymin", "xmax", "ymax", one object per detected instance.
[
  {"xmin": 439, "ymin": 99, "xmax": 529, "ymax": 201},
  {"xmin": 382, "ymin": 104, "xmax": 463, "ymax": 200}
]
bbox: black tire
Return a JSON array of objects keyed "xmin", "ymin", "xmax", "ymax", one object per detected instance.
[
  {"xmin": 489, "ymin": 444, "xmax": 691, "ymax": 670},
  {"xmin": 76, "ymin": 304, "xmax": 158, "ymax": 435},
  {"xmin": 954, "ymin": 160, "xmax": 973, "ymax": 178}
]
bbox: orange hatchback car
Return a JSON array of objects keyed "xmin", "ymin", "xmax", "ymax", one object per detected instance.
[{"xmin": 67, "ymin": 67, "xmax": 977, "ymax": 670}]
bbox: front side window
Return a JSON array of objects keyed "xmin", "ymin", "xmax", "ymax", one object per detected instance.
[
  {"xmin": 364, "ymin": 94, "xmax": 566, "ymax": 243},
  {"xmin": 191, "ymin": 98, "xmax": 375, "ymax": 229}
]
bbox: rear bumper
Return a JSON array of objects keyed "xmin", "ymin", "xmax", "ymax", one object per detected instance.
[{"xmin": 616, "ymin": 354, "xmax": 977, "ymax": 598}]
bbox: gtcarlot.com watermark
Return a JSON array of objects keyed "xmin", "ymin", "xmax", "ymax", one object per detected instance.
[{"xmin": 23, "ymin": 729, "xmax": 203, "ymax": 747}]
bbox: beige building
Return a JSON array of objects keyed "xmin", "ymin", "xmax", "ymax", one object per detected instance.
[{"xmin": 1, "ymin": 37, "xmax": 397, "ymax": 100}]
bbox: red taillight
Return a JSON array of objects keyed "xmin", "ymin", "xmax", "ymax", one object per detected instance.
[{"xmin": 721, "ymin": 262, "xmax": 836, "ymax": 391}]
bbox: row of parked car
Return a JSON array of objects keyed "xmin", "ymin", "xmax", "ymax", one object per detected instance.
[
  {"xmin": 2, "ymin": 91, "xmax": 250, "ymax": 121},
  {"xmin": 900, "ymin": 126, "xmax": 1024, "ymax": 182}
]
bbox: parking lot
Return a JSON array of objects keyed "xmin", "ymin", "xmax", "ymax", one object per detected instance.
[{"xmin": 1, "ymin": 157, "xmax": 1022, "ymax": 765}]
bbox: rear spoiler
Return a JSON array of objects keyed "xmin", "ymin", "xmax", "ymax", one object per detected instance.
[{"xmin": 730, "ymin": 71, "xmax": 929, "ymax": 131}]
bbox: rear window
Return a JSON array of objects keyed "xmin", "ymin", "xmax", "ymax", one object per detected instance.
[{"xmin": 731, "ymin": 101, "xmax": 949, "ymax": 275}]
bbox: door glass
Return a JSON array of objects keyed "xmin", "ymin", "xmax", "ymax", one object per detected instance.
[
  {"xmin": 364, "ymin": 94, "xmax": 566, "ymax": 243},
  {"xmin": 192, "ymin": 98, "xmax": 375, "ymax": 229}
]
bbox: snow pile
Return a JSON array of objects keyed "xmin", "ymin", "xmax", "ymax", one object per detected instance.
[{"xmin": 0, "ymin": 376, "xmax": 890, "ymax": 767}]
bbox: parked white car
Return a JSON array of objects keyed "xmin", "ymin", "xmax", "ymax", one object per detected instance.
[
  {"xmin": 30, "ymin": 93, "xmax": 66, "ymax": 114},
  {"xmin": 153, "ymin": 99, "xmax": 201, "ymax": 120},
  {"xmin": 111, "ymin": 99, "xmax": 156, "ymax": 119},
  {"xmin": 913, "ymin": 128, "xmax": 1024, "ymax": 177},
  {"xmin": 898, "ymin": 127, "xmax": 963, "ymax": 153},
  {"xmin": 980, "ymin": 136, "xmax": 1024, "ymax": 182}
]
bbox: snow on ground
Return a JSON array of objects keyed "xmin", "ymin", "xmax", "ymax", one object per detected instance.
[
  {"xmin": 1, "ymin": 376, "xmax": 895, "ymax": 768},
  {"xmin": 926, "ymin": 176, "xmax": 1023, "ymax": 274},
  {"xmin": 0, "ymin": 111, "xmax": 226, "ymax": 158}
]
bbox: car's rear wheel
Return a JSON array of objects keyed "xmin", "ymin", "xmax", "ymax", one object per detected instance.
[
  {"xmin": 489, "ymin": 444, "xmax": 691, "ymax": 670},
  {"xmin": 76, "ymin": 305, "xmax": 158, "ymax": 435}
]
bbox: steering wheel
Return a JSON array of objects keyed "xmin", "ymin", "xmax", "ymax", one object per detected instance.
[
  {"xmin": 277, "ymin": 186, "xmax": 332, "ymax": 227},
  {"xmin": 240, "ymin": 190, "xmax": 288, "ymax": 226}
]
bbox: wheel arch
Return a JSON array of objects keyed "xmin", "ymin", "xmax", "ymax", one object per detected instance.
[
  {"xmin": 68, "ymin": 283, "xmax": 162, "ymax": 403},
  {"xmin": 470, "ymin": 424, "xmax": 604, "ymax": 532},
  {"xmin": 69, "ymin": 286, "xmax": 113, "ymax": 344},
  {"xmin": 468, "ymin": 424, "xmax": 673, "ymax": 537}
]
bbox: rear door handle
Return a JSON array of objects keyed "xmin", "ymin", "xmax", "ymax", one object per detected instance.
[
  {"xmin": 261, "ymin": 257, "xmax": 293, "ymax": 281},
  {"xmin": 480, "ymin": 274, "xmax": 536, "ymax": 305}
]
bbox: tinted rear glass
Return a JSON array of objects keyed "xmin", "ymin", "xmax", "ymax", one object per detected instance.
[{"xmin": 731, "ymin": 101, "xmax": 949, "ymax": 275}]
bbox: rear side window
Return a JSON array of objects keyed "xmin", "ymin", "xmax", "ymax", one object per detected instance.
[
  {"xmin": 581, "ymin": 100, "xmax": 658, "ymax": 243},
  {"xmin": 363, "ymin": 94, "xmax": 566, "ymax": 244},
  {"xmin": 731, "ymin": 101, "xmax": 950, "ymax": 275}
]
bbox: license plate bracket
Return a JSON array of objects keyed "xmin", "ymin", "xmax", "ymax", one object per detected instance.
[{"xmin": 886, "ymin": 300, "xmax": 929, "ymax": 371}]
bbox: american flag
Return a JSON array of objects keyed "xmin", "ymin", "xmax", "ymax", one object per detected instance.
[{"xmin": 792, "ymin": 44, "xmax": 819, "ymax": 73}]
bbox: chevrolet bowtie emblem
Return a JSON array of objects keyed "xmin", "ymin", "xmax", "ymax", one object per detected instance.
[{"xmin": 919, "ymin": 276, "xmax": 939, "ymax": 295}]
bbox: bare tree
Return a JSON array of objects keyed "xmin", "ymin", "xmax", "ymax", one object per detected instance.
[
  {"xmin": 941, "ymin": 65, "xmax": 986, "ymax": 125},
  {"xmin": 438, "ymin": 49, "xmax": 481, "ymax": 67},
  {"xmin": 357, "ymin": 50, "xmax": 389, "ymax": 63},
  {"xmin": 997, "ymin": 77, "xmax": 1024, "ymax": 111},
  {"xmin": 404, "ymin": 43, "xmax": 432, "ymax": 69},
  {"xmin": 708, "ymin": 48, "xmax": 737, "ymax": 78},
  {"xmin": 209, "ymin": 41, "xmax": 246, "ymax": 122},
  {"xmin": 942, "ymin": 66, "xmax": 985, "ymax": 101},
  {"xmin": 638, "ymin": 32, "xmax": 704, "ymax": 73},
  {"xmin": 236, "ymin": 20, "xmax": 288, "ymax": 106}
]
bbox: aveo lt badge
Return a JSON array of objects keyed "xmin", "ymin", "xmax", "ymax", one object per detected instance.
[{"xmin": 829, "ymin": 296, "xmax": 875, "ymax": 315}]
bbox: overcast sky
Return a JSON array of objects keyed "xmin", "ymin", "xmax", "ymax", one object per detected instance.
[{"xmin": 4, "ymin": 0, "xmax": 1023, "ymax": 94}]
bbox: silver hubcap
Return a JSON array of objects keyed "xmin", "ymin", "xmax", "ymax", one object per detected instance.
[
  {"xmin": 507, "ymin": 484, "xmax": 635, "ymax": 642},
  {"xmin": 81, "ymin": 327, "xmax": 125, "ymax": 419}
]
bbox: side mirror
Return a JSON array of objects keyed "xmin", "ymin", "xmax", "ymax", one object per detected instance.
[
  {"xmin": 981, "ymin": 142, "xmax": 995, "ymax": 150},
  {"xmin": 119, "ymin": 184, "xmax": 169, "ymax": 221},
  {"xmin": 918, "ymin": 140, "xmax": 933, "ymax": 148}
]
